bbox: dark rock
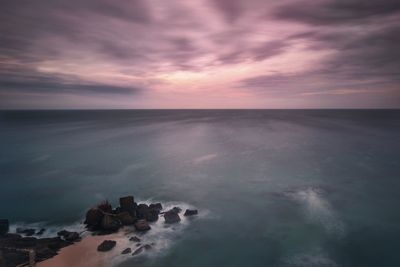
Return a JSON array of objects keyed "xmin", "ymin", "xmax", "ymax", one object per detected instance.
[
  {"xmin": 136, "ymin": 204, "xmax": 149, "ymax": 219},
  {"xmin": 121, "ymin": 248, "xmax": 132, "ymax": 254},
  {"xmin": 164, "ymin": 210, "xmax": 181, "ymax": 224},
  {"xmin": 57, "ymin": 230, "xmax": 69, "ymax": 237},
  {"xmin": 129, "ymin": 236, "xmax": 141, "ymax": 242},
  {"xmin": 0, "ymin": 219, "xmax": 9, "ymax": 235},
  {"xmin": 134, "ymin": 219, "xmax": 151, "ymax": 231},
  {"xmin": 132, "ymin": 244, "xmax": 152, "ymax": 256},
  {"xmin": 136, "ymin": 243, "xmax": 141, "ymax": 247},
  {"xmin": 119, "ymin": 196, "xmax": 135, "ymax": 214},
  {"xmin": 143, "ymin": 244, "xmax": 152, "ymax": 250},
  {"xmin": 37, "ymin": 228, "xmax": 46, "ymax": 235},
  {"xmin": 101, "ymin": 214, "xmax": 122, "ymax": 232},
  {"xmin": 57, "ymin": 230, "xmax": 80, "ymax": 242},
  {"xmin": 85, "ymin": 208, "xmax": 104, "ymax": 228},
  {"xmin": 97, "ymin": 240, "xmax": 116, "ymax": 252},
  {"xmin": 149, "ymin": 203, "xmax": 163, "ymax": 212},
  {"xmin": 184, "ymin": 209, "xmax": 198, "ymax": 216},
  {"xmin": 146, "ymin": 209, "xmax": 159, "ymax": 222},
  {"xmin": 65, "ymin": 232, "xmax": 80, "ymax": 242},
  {"xmin": 116, "ymin": 212, "xmax": 136, "ymax": 225},
  {"xmin": 171, "ymin": 207, "xmax": 182, "ymax": 213},
  {"xmin": 36, "ymin": 237, "xmax": 71, "ymax": 250},
  {"xmin": 132, "ymin": 246, "xmax": 144, "ymax": 256},
  {"xmin": 97, "ymin": 200, "xmax": 112, "ymax": 212},
  {"xmin": 16, "ymin": 228, "xmax": 36, "ymax": 236}
]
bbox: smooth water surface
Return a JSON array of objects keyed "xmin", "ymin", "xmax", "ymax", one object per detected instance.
[{"xmin": 1, "ymin": 110, "xmax": 400, "ymax": 267}]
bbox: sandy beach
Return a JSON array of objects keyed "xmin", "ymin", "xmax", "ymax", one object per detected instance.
[{"xmin": 37, "ymin": 232, "xmax": 127, "ymax": 267}]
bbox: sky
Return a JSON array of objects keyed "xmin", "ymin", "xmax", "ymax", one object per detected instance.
[{"xmin": 0, "ymin": 0, "xmax": 399, "ymax": 109}]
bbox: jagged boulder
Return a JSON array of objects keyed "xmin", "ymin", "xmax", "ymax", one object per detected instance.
[
  {"xmin": 119, "ymin": 196, "xmax": 135, "ymax": 214},
  {"xmin": 146, "ymin": 209, "xmax": 159, "ymax": 222},
  {"xmin": 184, "ymin": 209, "xmax": 198, "ymax": 216},
  {"xmin": 85, "ymin": 208, "xmax": 104, "ymax": 228},
  {"xmin": 164, "ymin": 210, "xmax": 181, "ymax": 224},
  {"xmin": 101, "ymin": 215, "xmax": 122, "ymax": 232},
  {"xmin": 134, "ymin": 219, "xmax": 150, "ymax": 231},
  {"xmin": 149, "ymin": 203, "xmax": 162, "ymax": 212},
  {"xmin": 0, "ymin": 219, "xmax": 9, "ymax": 235},
  {"xmin": 116, "ymin": 212, "xmax": 136, "ymax": 225},
  {"xmin": 136, "ymin": 204, "xmax": 149, "ymax": 219}
]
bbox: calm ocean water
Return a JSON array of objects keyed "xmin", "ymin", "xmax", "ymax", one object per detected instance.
[{"xmin": 1, "ymin": 110, "xmax": 400, "ymax": 267}]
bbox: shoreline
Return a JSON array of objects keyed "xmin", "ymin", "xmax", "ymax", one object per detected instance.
[{"xmin": 37, "ymin": 232, "xmax": 124, "ymax": 267}]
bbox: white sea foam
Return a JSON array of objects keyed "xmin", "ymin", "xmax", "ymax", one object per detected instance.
[
  {"xmin": 11, "ymin": 200, "xmax": 207, "ymax": 266},
  {"xmin": 286, "ymin": 187, "xmax": 345, "ymax": 237}
]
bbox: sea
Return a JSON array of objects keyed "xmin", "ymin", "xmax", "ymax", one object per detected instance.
[{"xmin": 1, "ymin": 109, "xmax": 400, "ymax": 267}]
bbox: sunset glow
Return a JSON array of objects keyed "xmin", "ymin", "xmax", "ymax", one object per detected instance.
[{"xmin": 1, "ymin": 0, "xmax": 399, "ymax": 108}]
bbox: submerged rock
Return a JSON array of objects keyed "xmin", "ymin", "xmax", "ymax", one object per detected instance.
[
  {"xmin": 132, "ymin": 244, "xmax": 152, "ymax": 256},
  {"xmin": 57, "ymin": 230, "xmax": 80, "ymax": 242},
  {"xmin": 184, "ymin": 209, "xmax": 198, "ymax": 216},
  {"xmin": 0, "ymin": 219, "xmax": 9, "ymax": 235},
  {"xmin": 37, "ymin": 228, "xmax": 46, "ymax": 235},
  {"xmin": 97, "ymin": 240, "xmax": 116, "ymax": 252},
  {"xmin": 164, "ymin": 210, "xmax": 181, "ymax": 224},
  {"xmin": 129, "ymin": 236, "xmax": 141, "ymax": 242},
  {"xmin": 134, "ymin": 219, "xmax": 151, "ymax": 231},
  {"xmin": 121, "ymin": 247, "xmax": 132, "ymax": 254},
  {"xmin": 16, "ymin": 228, "xmax": 36, "ymax": 236}
]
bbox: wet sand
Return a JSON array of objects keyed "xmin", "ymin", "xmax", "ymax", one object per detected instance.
[{"xmin": 37, "ymin": 232, "xmax": 128, "ymax": 267}]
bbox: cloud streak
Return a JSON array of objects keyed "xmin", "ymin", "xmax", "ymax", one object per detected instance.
[{"xmin": 0, "ymin": 0, "xmax": 399, "ymax": 108}]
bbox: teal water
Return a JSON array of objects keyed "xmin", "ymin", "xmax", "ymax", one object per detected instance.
[{"xmin": 1, "ymin": 110, "xmax": 400, "ymax": 266}]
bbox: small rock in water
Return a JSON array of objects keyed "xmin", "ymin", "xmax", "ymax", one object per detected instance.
[
  {"xmin": 149, "ymin": 203, "xmax": 163, "ymax": 212},
  {"xmin": 184, "ymin": 209, "xmax": 198, "ymax": 216},
  {"xmin": 16, "ymin": 228, "xmax": 36, "ymax": 236},
  {"xmin": 57, "ymin": 230, "xmax": 80, "ymax": 242},
  {"xmin": 171, "ymin": 207, "xmax": 182, "ymax": 213},
  {"xmin": 0, "ymin": 219, "xmax": 9, "ymax": 235},
  {"xmin": 37, "ymin": 228, "xmax": 46, "ymax": 235},
  {"xmin": 129, "ymin": 236, "xmax": 141, "ymax": 242},
  {"xmin": 132, "ymin": 244, "xmax": 152, "ymax": 256},
  {"xmin": 121, "ymin": 248, "xmax": 132, "ymax": 254},
  {"xmin": 132, "ymin": 246, "xmax": 144, "ymax": 256},
  {"xmin": 97, "ymin": 240, "xmax": 117, "ymax": 252},
  {"xmin": 134, "ymin": 219, "xmax": 151, "ymax": 231},
  {"xmin": 164, "ymin": 210, "xmax": 181, "ymax": 224}
]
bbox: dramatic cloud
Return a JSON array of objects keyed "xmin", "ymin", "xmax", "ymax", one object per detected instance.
[{"xmin": 0, "ymin": 0, "xmax": 399, "ymax": 108}]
